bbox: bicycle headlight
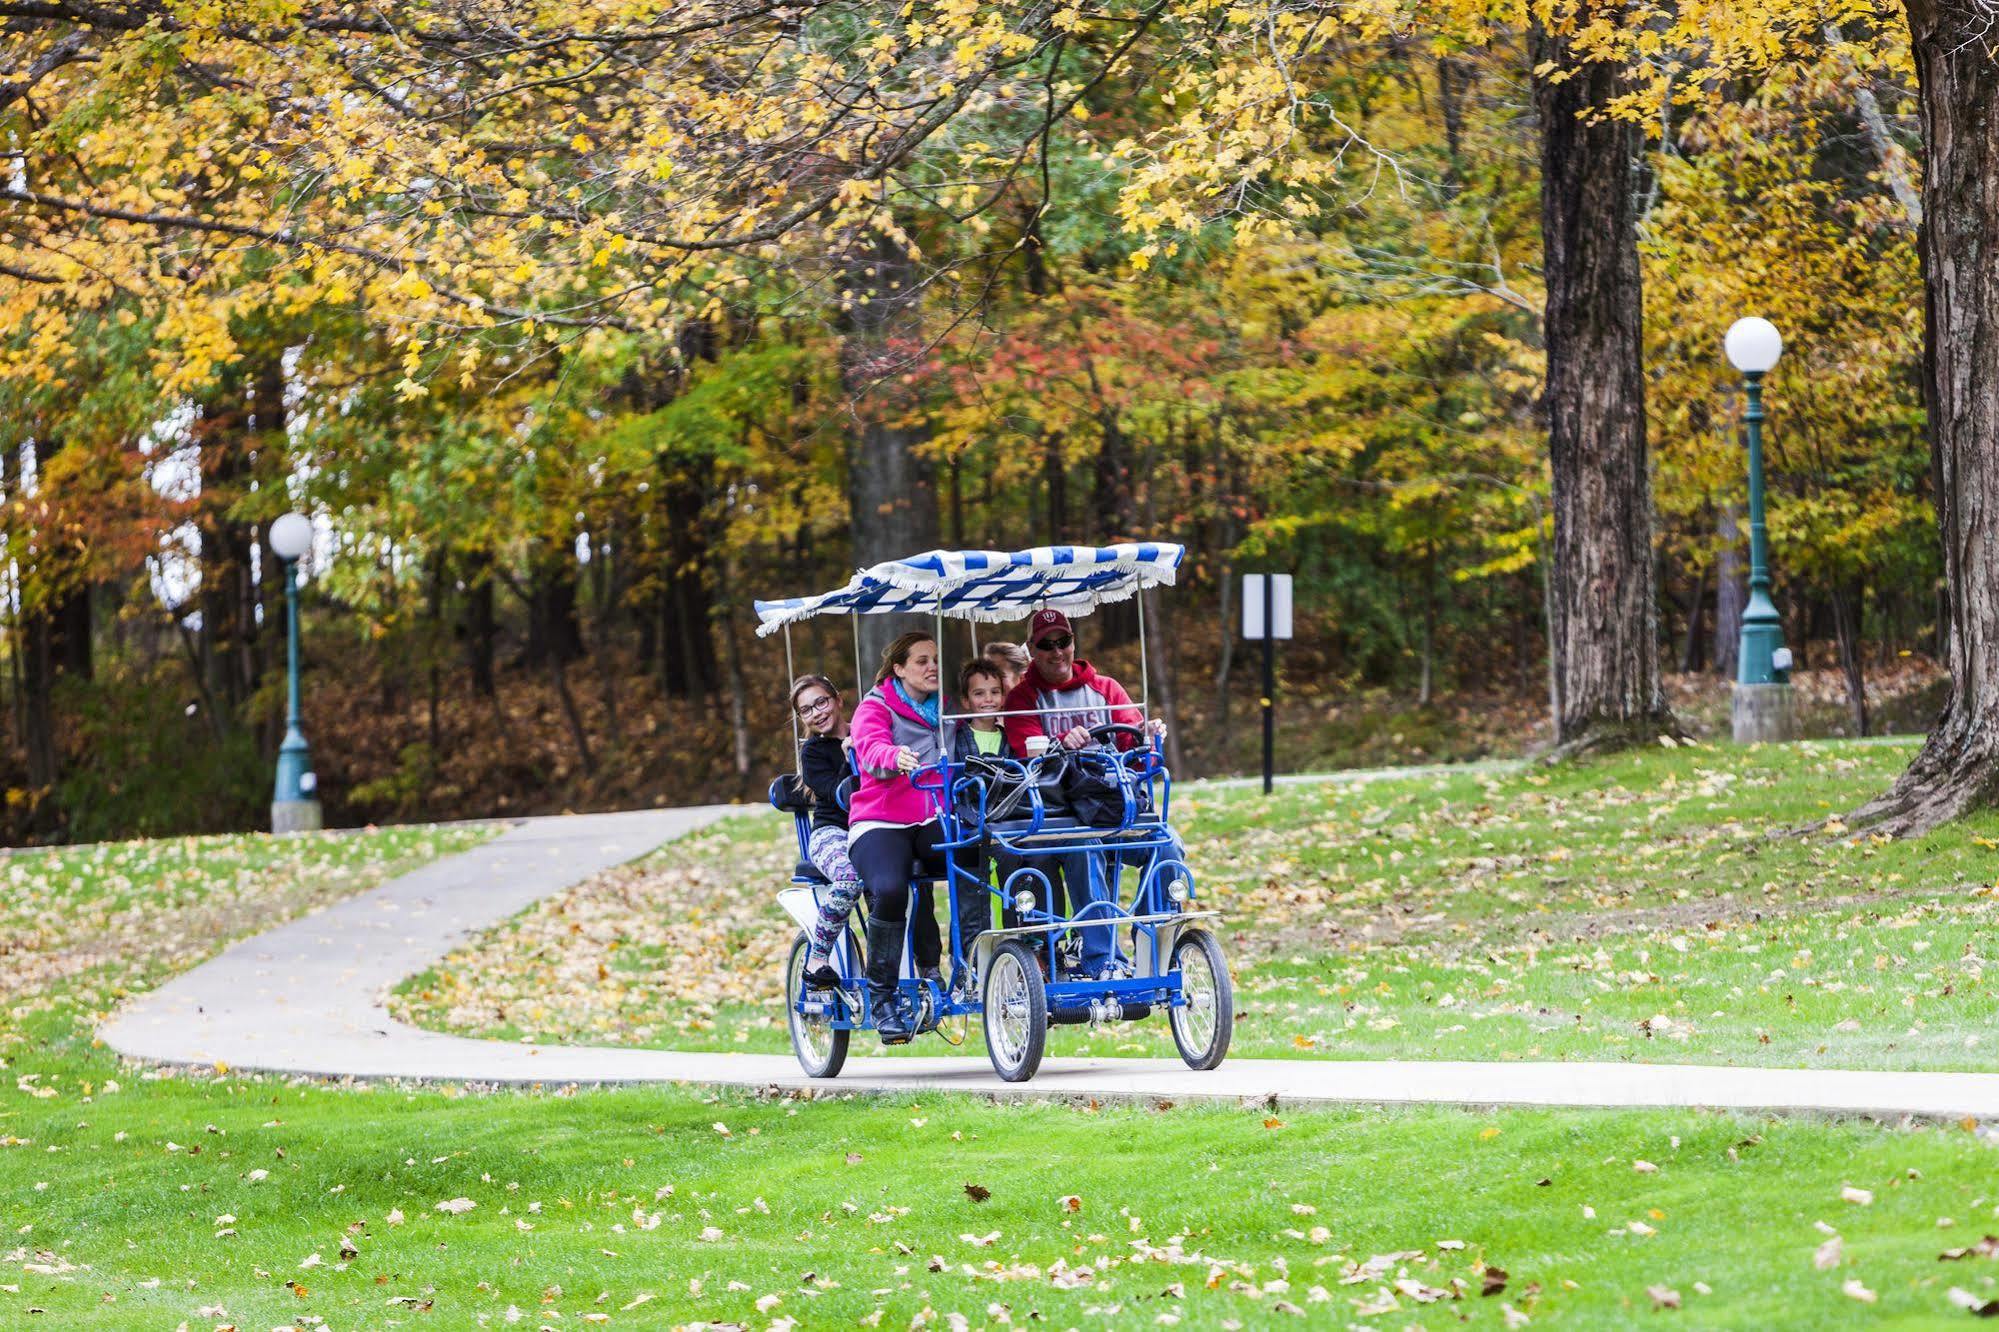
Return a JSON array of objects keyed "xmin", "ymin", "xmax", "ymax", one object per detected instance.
[
  {"xmin": 1167, "ymin": 879, "xmax": 1191, "ymax": 903},
  {"xmin": 1016, "ymin": 890, "xmax": 1036, "ymax": 915}
]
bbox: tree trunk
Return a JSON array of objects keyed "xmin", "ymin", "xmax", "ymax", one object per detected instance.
[
  {"xmin": 1091, "ymin": 409, "xmax": 1139, "ymax": 645},
  {"xmin": 549, "ymin": 649, "xmax": 596, "ymax": 779},
  {"xmin": 1679, "ymin": 559, "xmax": 1709, "ymax": 674},
  {"xmin": 19, "ymin": 603, "xmax": 56, "ymax": 792},
  {"xmin": 840, "ymin": 228, "xmax": 939, "ymax": 670},
  {"xmin": 522, "ymin": 553, "xmax": 586, "ymax": 668},
  {"xmin": 1830, "ymin": 579, "xmax": 1870, "ymax": 737},
  {"xmin": 1418, "ymin": 539, "xmax": 1436, "ymax": 707},
  {"xmin": 1715, "ymin": 504, "xmax": 1744, "ymax": 678},
  {"xmin": 1043, "ymin": 429, "xmax": 1068, "ymax": 543},
  {"xmin": 1854, "ymin": 0, "xmax": 1999, "ymax": 832},
  {"xmin": 722, "ymin": 603, "xmax": 753, "ymax": 789},
  {"xmin": 426, "ymin": 553, "xmax": 445, "ymax": 762},
  {"xmin": 463, "ymin": 552, "xmax": 498, "ymax": 698},
  {"xmin": 657, "ymin": 472, "xmax": 719, "ymax": 698},
  {"xmin": 1438, "ymin": 54, "xmax": 1471, "ymax": 198},
  {"xmin": 1533, "ymin": 11, "xmax": 1675, "ymax": 754}
]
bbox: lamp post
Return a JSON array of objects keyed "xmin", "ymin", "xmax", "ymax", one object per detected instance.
[
  {"xmin": 268, "ymin": 512, "xmax": 322, "ymax": 832},
  {"xmin": 1724, "ymin": 317, "xmax": 1795, "ymax": 744}
]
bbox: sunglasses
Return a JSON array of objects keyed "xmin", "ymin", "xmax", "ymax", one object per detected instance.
[{"xmin": 1034, "ymin": 634, "xmax": 1073, "ymax": 652}]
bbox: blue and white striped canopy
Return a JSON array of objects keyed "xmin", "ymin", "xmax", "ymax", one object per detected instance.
[{"xmin": 754, "ymin": 542, "xmax": 1184, "ymax": 636}]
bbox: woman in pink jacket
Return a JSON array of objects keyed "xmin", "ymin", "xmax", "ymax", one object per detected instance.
[{"xmin": 846, "ymin": 631, "xmax": 949, "ymax": 1043}]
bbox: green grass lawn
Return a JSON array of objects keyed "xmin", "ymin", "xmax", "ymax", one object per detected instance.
[
  {"xmin": 394, "ymin": 739, "xmax": 1999, "ymax": 1071},
  {"xmin": 15, "ymin": 760, "xmax": 1999, "ymax": 1327},
  {"xmin": 13, "ymin": 1074, "xmax": 1999, "ymax": 1329}
]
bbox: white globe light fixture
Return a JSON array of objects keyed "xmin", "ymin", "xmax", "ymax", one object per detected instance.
[
  {"xmin": 268, "ymin": 511, "xmax": 314, "ymax": 562},
  {"xmin": 268, "ymin": 511, "xmax": 321, "ymax": 832},
  {"xmin": 1724, "ymin": 317, "xmax": 1783, "ymax": 375}
]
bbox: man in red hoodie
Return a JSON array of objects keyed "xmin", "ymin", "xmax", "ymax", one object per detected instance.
[
  {"xmin": 1001, "ymin": 608, "xmax": 1165, "ymax": 756},
  {"xmin": 1002, "ymin": 609, "xmax": 1169, "ymax": 979}
]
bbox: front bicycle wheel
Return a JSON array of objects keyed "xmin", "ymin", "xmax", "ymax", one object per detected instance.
[
  {"xmin": 981, "ymin": 941, "xmax": 1048, "ymax": 1083},
  {"xmin": 1168, "ymin": 928, "xmax": 1233, "ymax": 1071},
  {"xmin": 786, "ymin": 932, "xmax": 849, "ymax": 1078}
]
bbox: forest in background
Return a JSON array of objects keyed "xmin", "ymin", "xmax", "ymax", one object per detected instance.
[{"xmin": 0, "ymin": 3, "xmax": 1945, "ymax": 843}]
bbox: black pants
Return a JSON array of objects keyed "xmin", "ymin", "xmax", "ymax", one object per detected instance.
[{"xmin": 850, "ymin": 822, "xmax": 950, "ymax": 968}]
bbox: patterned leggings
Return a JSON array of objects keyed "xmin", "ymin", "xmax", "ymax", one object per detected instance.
[{"xmin": 805, "ymin": 825, "xmax": 863, "ymax": 959}]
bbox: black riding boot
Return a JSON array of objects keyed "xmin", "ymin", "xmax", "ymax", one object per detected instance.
[{"xmin": 865, "ymin": 915, "xmax": 913, "ymax": 1045}]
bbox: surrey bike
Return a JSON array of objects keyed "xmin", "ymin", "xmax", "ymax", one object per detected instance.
[{"xmin": 757, "ymin": 543, "xmax": 1232, "ymax": 1083}]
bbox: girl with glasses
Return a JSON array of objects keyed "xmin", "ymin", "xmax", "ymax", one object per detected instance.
[{"xmin": 786, "ymin": 675, "xmax": 861, "ymax": 989}]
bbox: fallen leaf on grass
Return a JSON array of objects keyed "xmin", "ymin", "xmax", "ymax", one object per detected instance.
[
  {"xmin": 1948, "ymin": 1287, "xmax": 1999, "ymax": 1316},
  {"xmin": 964, "ymin": 1184, "xmax": 990, "ymax": 1203},
  {"xmin": 1481, "ymin": 1266, "xmax": 1509, "ymax": 1296},
  {"xmin": 960, "ymin": 1231, "xmax": 1000, "ymax": 1247},
  {"xmin": 1648, "ymin": 1285, "xmax": 1681, "ymax": 1310},
  {"xmin": 1814, "ymin": 1236, "xmax": 1843, "ymax": 1270},
  {"xmin": 1940, "ymin": 1237, "xmax": 1999, "ymax": 1261},
  {"xmin": 1842, "ymin": 1187, "xmax": 1874, "ymax": 1206},
  {"xmin": 1059, "ymin": 1195, "xmax": 1082, "ymax": 1212},
  {"xmin": 1843, "ymin": 1279, "xmax": 1877, "ymax": 1304},
  {"xmin": 435, "ymin": 1198, "xmax": 475, "ymax": 1214}
]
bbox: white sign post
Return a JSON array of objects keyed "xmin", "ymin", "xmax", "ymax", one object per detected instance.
[{"xmin": 1242, "ymin": 574, "xmax": 1293, "ymax": 793}]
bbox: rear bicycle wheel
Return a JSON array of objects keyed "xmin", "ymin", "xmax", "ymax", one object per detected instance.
[
  {"xmin": 1168, "ymin": 928, "xmax": 1233, "ymax": 1071},
  {"xmin": 786, "ymin": 932, "xmax": 849, "ymax": 1078},
  {"xmin": 981, "ymin": 941, "xmax": 1048, "ymax": 1083}
]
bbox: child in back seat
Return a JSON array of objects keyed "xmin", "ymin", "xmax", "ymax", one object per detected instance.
[
  {"xmin": 945, "ymin": 660, "xmax": 1017, "ymax": 991},
  {"xmin": 788, "ymin": 675, "xmax": 860, "ymax": 989}
]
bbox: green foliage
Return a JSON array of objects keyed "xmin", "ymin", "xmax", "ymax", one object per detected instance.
[{"xmin": 51, "ymin": 672, "xmax": 267, "ymax": 843}]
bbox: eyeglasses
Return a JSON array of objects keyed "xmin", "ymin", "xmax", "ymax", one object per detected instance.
[
  {"xmin": 795, "ymin": 696, "xmax": 836, "ymax": 719},
  {"xmin": 1034, "ymin": 634, "xmax": 1073, "ymax": 652}
]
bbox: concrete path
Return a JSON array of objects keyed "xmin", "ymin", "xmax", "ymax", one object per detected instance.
[{"xmin": 98, "ymin": 798, "xmax": 1999, "ymax": 1120}]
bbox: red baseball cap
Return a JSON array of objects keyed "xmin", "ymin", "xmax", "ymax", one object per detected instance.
[{"xmin": 1029, "ymin": 608, "xmax": 1073, "ymax": 644}]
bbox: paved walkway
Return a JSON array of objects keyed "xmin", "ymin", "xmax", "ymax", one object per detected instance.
[{"xmin": 98, "ymin": 794, "xmax": 1999, "ymax": 1119}]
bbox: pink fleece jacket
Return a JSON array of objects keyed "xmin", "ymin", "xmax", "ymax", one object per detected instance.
[{"xmin": 847, "ymin": 682, "xmax": 944, "ymax": 827}]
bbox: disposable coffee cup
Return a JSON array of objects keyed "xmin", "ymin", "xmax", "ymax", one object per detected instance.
[{"xmin": 1024, "ymin": 734, "xmax": 1051, "ymax": 757}]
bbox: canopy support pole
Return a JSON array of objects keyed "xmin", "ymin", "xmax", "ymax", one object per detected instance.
[
  {"xmin": 1137, "ymin": 577, "xmax": 1151, "ymax": 715},
  {"xmin": 935, "ymin": 595, "xmax": 947, "ymax": 742},
  {"xmin": 784, "ymin": 623, "xmax": 801, "ymax": 777},
  {"xmin": 852, "ymin": 616, "xmax": 865, "ymax": 699}
]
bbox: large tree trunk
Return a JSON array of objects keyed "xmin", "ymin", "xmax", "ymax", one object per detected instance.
[
  {"xmin": 1533, "ymin": 10, "xmax": 1674, "ymax": 754},
  {"xmin": 840, "ymin": 229, "xmax": 939, "ymax": 671},
  {"xmin": 1854, "ymin": 1, "xmax": 1999, "ymax": 832}
]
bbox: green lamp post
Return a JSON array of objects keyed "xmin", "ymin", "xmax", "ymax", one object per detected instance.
[
  {"xmin": 1724, "ymin": 317, "xmax": 1795, "ymax": 744},
  {"xmin": 268, "ymin": 512, "xmax": 322, "ymax": 833}
]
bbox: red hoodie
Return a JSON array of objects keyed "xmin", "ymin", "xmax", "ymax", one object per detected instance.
[{"xmin": 1002, "ymin": 659, "xmax": 1145, "ymax": 755}]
